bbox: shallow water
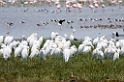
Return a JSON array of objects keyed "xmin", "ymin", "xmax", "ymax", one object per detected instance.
[{"xmin": 0, "ymin": 6, "xmax": 124, "ymax": 39}]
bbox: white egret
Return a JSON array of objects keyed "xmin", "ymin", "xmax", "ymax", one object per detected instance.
[
  {"xmin": 4, "ymin": 36, "xmax": 14, "ymax": 45},
  {"xmin": 21, "ymin": 46, "xmax": 29, "ymax": 59},
  {"xmin": 51, "ymin": 32, "xmax": 58, "ymax": 40},
  {"xmin": 2, "ymin": 45, "xmax": 12, "ymax": 60},
  {"xmin": 29, "ymin": 48, "xmax": 40, "ymax": 58},
  {"xmin": 14, "ymin": 46, "xmax": 22, "ymax": 57},
  {"xmin": 70, "ymin": 29, "xmax": 76, "ymax": 41},
  {"xmin": 93, "ymin": 37, "xmax": 99, "ymax": 45}
]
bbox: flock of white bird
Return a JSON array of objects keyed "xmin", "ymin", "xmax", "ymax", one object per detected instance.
[{"xmin": 0, "ymin": 30, "xmax": 124, "ymax": 62}]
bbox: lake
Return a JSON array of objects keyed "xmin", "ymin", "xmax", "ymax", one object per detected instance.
[{"xmin": 0, "ymin": 6, "xmax": 124, "ymax": 40}]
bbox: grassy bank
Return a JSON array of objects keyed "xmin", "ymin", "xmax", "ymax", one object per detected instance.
[{"xmin": 0, "ymin": 40, "xmax": 124, "ymax": 82}]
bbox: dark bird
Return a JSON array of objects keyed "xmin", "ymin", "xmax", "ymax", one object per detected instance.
[
  {"xmin": 37, "ymin": 23, "xmax": 42, "ymax": 26},
  {"xmin": 78, "ymin": 18, "xmax": 83, "ymax": 21},
  {"xmin": 58, "ymin": 19, "xmax": 65, "ymax": 26},
  {"xmin": 83, "ymin": 18, "xmax": 88, "ymax": 21},
  {"xmin": 20, "ymin": 21, "xmax": 25, "ymax": 24},
  {"xmin": 114, "ymin": 19, "xmax": 118, "ymax": 22},
  {"xmin": 89, "ymin": 18, "xmax": 93, "ymax": 21},
  {"xmin": 80, "ymin": 25, "xmax": 83, "ymax": 28},
  {"xmin": 99, "ymin": 18, "xmax": 102, "ymax": 21},
  {"xmin": 58, "ymin": 19, "xmax": 65, "ymax": 30},
  {"xmin": 6, "ymin": 32, "xmax": 10, "ymax": 35},
  {"xmin": 116, "ymin": 32, "xmax": 119, "ymax": 37},
  {"xmin": 5, "ymin": 22, "xmax": 14, "ymax": 26},
  {"xmin": 36, "ymin": 23, "xmax": 42, "ymax": 29},
  {"xmin": 67, "ymin": 20, "xmax": 74, "ymax": 25},
  {"xmin": 70, "ymin": 26, "xmax": 73, "ymax": 29},
  {"xmin": 106, "ymin": 18, "xmax": 110, "ymax": 20},
  {"xmin": 42, "ymin": 22, "xmax": 49, "ymax": 25}
]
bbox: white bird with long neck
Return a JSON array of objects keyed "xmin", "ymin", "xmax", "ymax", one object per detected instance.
[
  {"xmin": 9, "ymin": 40, "xmax": 20, "ymax": 49},
  {"xmin": 21, "ymin": 46, "xmax": 29, "ymax": 60},
  {"xmin": 84, "ymin": 36, "xmax": 92, "ymax": 42},
  {"xmin": 92, "ymin": 48, "xmax": 104, "ymax": 61},
  {"xmin": 63, "ymin": 40, "xmax": 71, "ymax": 49},
  {"xmin": 4, "ymin": 36, "xmax": 14, "ymax": 45},
  {"xmin": 27, "ymin": 33, "xmax": 38, "ymax": 47},
  {"xmin": 30, "ymin": 36, "xmax": 43, "ymax": 55},
  {"xmin": 63, "ymin": 47, "xmax": 71, "ymax": 62},
  {"xmin": 2, "ymin": 44, "xmax": 12, "ymax": 60},
  {"xmin": 70, "ymin": 29, "xmax": 76, "ymax": 41},
  {"xmin": 82, "ymin": 46, "xmax": 92, "ymax": 53},
  {"xmin": 39, "ymin": 46, "xmax": 52, "ymax": 60},
  {"xmin": 51, "ymin": 43, "xmax": 62, "ymax": 58},
  {"xmin": 78, "ymin": 44, "xmax": 85, "ymax": 54},
  {"xmin": 42, "ymin": 39, "xmax": 54, "ymax": 50},
  {"xmin": 69, "ymin": 45, "xmax": 77, "ymax": 57},
  {"xmin": 14, "ymin": 46, "xmax": 22, "ymax": 57},
  {"xmin": 31, "ymin": 36, "xmax": 43, "ymax": 51},
  {"xmin": 63, "ymin": 45, "xmax": 77, "ymax": 62},
  {"xmin": 55, "ymin": 36, "xmax": 62, "ymax": 44},
  {"xmin": 54, "ymin": 36, "xmax": 64, "ymax": 49},
  {"xmin": 29, "ymin": 48, "xmax": 40, "ymax": 58},
  {"xmin": 83, "ymin": 39, "xmax": 94, "ymax": 48},
  {"xmin": 93, "ymin": 37, "xmax": 99, "ymax": 45},
  {"xmin": 113, "ymin": 50, "xmax": 120, "ymax": 61},
  {"xmin": 92, "ymin": 47, "xmax": 99, "ymax": 59},
  {"xmin": 104, "ymin": 45, "xmax": 116, "ymax": 59},
  {"xmin": 51, "ymin": 32, "xmax": 58, "ymax": 40},
  {"xmin": 97, "ymin": 49, "xmax": 104, "ymax": 63},
  {"xmin": 14, "ymin": 41, "xmax": 23, "ymax": 53}
]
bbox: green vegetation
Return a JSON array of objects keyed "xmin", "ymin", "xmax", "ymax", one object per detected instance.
[{"xmin": 0, "ymin": 40, "xmax": 124, "ymax": 82}]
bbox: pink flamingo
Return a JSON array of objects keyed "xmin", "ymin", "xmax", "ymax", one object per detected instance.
[
  {"xmin": 101, "ymin": 4, "xmax": 105, "ymax": 12},
  {"xmin": 118, "ymin": 0, "xmax": 122, "ymax": 9},
  {"xmin": 66, "ymin": 4, "xmax": 71, "ymax": 12},
  {"xmin": 94, "ymin": 3, "xmax": 99, "ymax": 8},
  {"xmin": 77, "ymin": 3, "xmax": 82, "ymax": 13},
  {"xmin": 72, "ymin": 3, "xmax": 77, "ymax": 12},
  {"xmin": 56, "ymin": 4, "xmax": 61, "ymax": 13},
  {"xmin": 102, "ymin": 4, "xmax": 105, "ymax": 8},
  {"xmin": 56, "ymin": 4, "xmax": 61, "ymax": 9},
  {"xmin": 72, "ymin": 3, "xmax": 77, "ymax": 8},
  {"xmin": 0, "ymin": 0, "xmax": 6, "ymax": 12},
  {"xmin": 89, "ymin": 4, "xmax": 94, "ymax": 13},
  {"xmin": 66, "ymin": 4, "xmax": 71, "ymax": 9},
  {"xmin": 94, "ymin": 2, "xmax": 99, "ymax": 13}
]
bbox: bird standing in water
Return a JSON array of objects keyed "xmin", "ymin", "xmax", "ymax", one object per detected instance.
[{"xmin": 58, "ymin": 19, "xmax": 65, "ymax": 30}]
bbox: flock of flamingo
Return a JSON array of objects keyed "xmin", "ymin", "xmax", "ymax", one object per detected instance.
[
  {"xmin": 0, "ymin": 31, "xmax": 124, "ymax": 62},
  {"xmin": 0, "ymin": 0, "xmax": 123, "ymax": 12}
]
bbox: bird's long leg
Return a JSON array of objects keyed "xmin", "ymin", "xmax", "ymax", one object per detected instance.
[
  {"xmin": 59, "ymin": 25, "xmax": 62, "ymax": 30},
  {"xmin": 91, "ymin": 9, "xmax": 94, "ymax": 13}
]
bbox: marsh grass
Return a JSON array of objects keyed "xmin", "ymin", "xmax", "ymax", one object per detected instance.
[{"xmin": 0, "ymin": 40, "xmax": 124, "ymax": 82}]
